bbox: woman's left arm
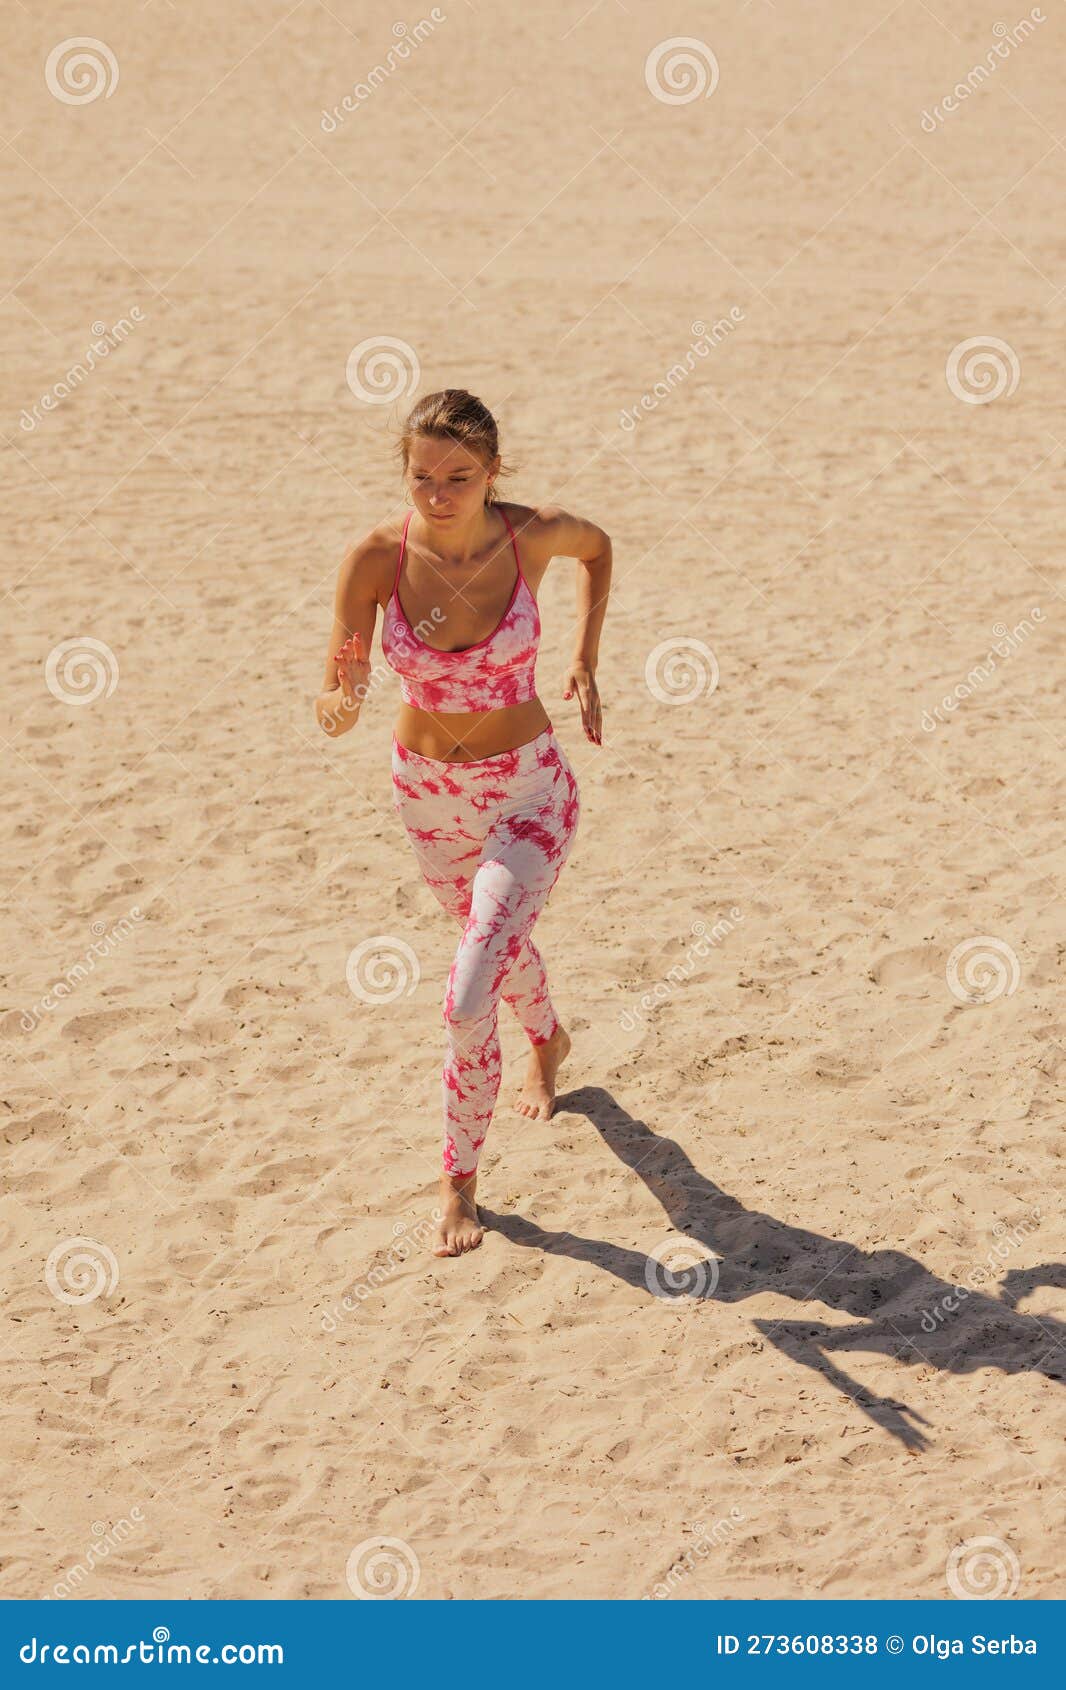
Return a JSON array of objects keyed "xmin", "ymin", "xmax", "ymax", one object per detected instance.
[{"xmin": 533, "ymin": 506, "xmax": 611, "ymax": 746}]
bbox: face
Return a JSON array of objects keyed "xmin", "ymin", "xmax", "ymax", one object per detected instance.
[{"xmin": 405, "ymin": 435, "xmax": 499, "ymax": 525}]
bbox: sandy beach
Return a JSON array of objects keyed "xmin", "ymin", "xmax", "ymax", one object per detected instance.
[{"xmin": 2, "ymin": 0, "xmax": 1064, "ymax": 1598}]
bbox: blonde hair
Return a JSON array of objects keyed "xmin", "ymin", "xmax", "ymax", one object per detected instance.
[{"xmin": 396, "ymin": 388, "xmax": 516, "ymax": 504}]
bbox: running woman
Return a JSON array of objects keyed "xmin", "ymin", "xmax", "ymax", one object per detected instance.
[{"xmin": 315, "ymin": 390, "xmax": 611, "ymax": 1257}]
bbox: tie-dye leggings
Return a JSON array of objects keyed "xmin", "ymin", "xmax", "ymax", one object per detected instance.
[{"xmin": 391, "ymin": 723, "xmax": 580, "ymax": 1178}]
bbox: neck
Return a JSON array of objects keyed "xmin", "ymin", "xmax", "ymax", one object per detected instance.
[{"xmin": 419, "ymin": 505, "xmax": 495, "ymax": 568}]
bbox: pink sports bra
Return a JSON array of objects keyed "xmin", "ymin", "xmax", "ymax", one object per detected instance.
[{"xmin": 380, "ymin": 507, "xmax": 541, "ymax": 713}]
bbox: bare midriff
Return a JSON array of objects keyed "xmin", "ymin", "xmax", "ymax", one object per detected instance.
[{"xmin": 394, "ymin": 696, "xmax": 551, "ymax": 761}]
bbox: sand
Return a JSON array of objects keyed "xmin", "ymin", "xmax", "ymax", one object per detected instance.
[{"xmin": 1, "ymin": 0, "xmax": 1064, "ymax": 1600}]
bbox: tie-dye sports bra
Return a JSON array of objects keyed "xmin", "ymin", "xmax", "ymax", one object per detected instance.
[{"xmin": 381, "ymin": 507, "xmax": 541, "ymax": 712}]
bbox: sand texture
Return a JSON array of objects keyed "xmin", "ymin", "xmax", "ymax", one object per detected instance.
[{"xmin": 2, "ymin": 0, "xmax": 1064, "ymax": 1599}]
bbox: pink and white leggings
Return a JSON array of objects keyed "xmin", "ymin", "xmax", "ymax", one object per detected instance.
[{"xmin": 391, "ymin": 723, "xmax": 580, "ymax": 1179}]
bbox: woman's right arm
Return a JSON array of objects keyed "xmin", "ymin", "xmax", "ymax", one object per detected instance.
[{"xmin": 314, "ymin": 533, "xmax": 382, "ymax": 739}]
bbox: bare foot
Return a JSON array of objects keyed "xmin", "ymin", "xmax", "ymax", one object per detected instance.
[
  {"xmin": 513, "ymin": 1024, "xmax": 571, "ymax": 1119},
  {"xmin": 433, "ymin": 1172, "xmax": 485, "ymax": 1257}
]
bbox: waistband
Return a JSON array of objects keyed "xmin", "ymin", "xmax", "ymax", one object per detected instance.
[{"xmin": 392, "ymin": 721, "xmax": 557, "ymax": 774}]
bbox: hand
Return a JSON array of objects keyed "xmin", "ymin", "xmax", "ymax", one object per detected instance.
[
  {"xmin": 563, "ymin": 661, "xmax": 602, "ymax": 745},
  {"xmin": 334, "ymin": 632, "xmax": 372, "ymax": 706}
]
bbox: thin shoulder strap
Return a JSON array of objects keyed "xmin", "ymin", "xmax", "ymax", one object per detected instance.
[
  {"xmin": 497, "ymin": 507, "xmax": 525, "ymax": 581},
  {"xmin": 394, "ymin": 510, "xmax": 413, "ymax": 595}
]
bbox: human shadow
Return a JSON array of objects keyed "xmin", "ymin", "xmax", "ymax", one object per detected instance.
[{"xmin": 481, "ymin": 1087, "xmax": 1064, "ymax": 1450}]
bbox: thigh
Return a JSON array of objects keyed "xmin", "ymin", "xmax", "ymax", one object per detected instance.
[
  {"xmin": 483, "ymin": 743, "xmax": 580, "ymax": 894},
  {"xmin": 392, "ymin": 747, "xmax": 485, "ymax": 920},
  {"xmin": 449, "ymin": 756, "xmax": 580, "ymax": 1014}
]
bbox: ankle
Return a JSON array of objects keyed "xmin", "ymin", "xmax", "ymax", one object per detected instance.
[
  {"xmin": 440, "ymin": 1170, "xmax": 477, "ymax": 1197},
  {"xmin": 535, "ymin": 1023, "xmax": 566, "ymax": 1046}
]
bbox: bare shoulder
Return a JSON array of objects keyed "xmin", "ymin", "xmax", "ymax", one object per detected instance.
[
  {"xmin": 501, "ymin": 500, "xmax": 609, "ymax": 568},
  {"xmin": 336, "ymin": 516, "xmax": 405, "ymax": 609}
]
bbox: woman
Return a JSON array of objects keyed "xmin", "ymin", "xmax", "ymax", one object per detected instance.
[{"xmin": 315, "ymin": 390, "xmax": 611, "ymax": 1258}]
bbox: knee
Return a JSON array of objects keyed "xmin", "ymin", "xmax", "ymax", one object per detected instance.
[{"xmin": 443, "ymin": 976, "xmax": 494, "ymax": 1035}]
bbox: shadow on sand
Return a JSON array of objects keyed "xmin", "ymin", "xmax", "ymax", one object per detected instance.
[{"xmin": 480, "ymin": 1087, "xmax": 1065, "ymax": 1450}]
